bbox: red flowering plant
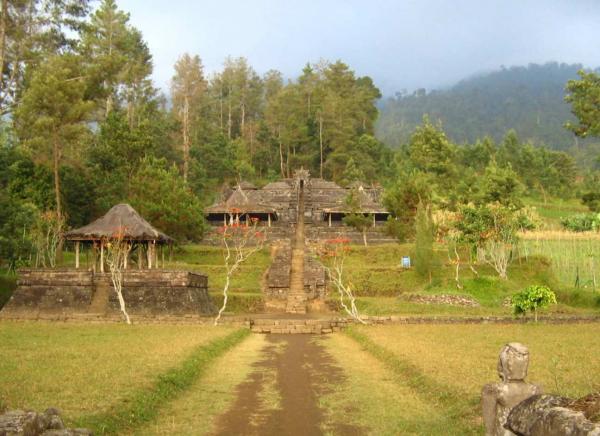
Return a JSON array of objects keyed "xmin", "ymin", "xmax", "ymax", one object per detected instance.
[
  {"xmin": 314, "ymin": 235, "xmax": 365, "ymax": 324},
  {"xmin": 214, "ymin": 214, "xmax": 267, "ymax": 325}
]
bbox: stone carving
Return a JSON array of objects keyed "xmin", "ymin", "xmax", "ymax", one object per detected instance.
[
  {"xmin": 482, "ymin": 342, "xmax": 542, "ymax": 436},
  {"xmin": 506, "ymin": 393, "xmax": 600, "ymax": 436},
  {"xmin": 0, "ymin": 408, "xmax": 92, "ymax": 435}
]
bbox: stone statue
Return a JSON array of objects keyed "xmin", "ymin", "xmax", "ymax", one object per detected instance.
[{"xmin": 482, "ymin": 342, "xmax": 542, "ymax": 436}]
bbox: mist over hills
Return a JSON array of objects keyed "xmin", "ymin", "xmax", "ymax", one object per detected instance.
[{"xmin": 376, "ymin": 62, "xmax": 596, "ymax": 151}]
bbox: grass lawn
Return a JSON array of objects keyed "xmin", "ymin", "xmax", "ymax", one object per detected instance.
[
  {"xmin": 523, "ymin": 196, "xmax": 588, "ymax": 229},
  {"xmin": 136, "ymin": 334, "xmax": 271, "ymax": 435},
  {"xmin": 321, "ymin": 334, "xmax": 463, "ymax": 435},
  {"xmin": 351, "ymin": 324, "xmax": 600, "ymax": 413},
  {"xmin": 340, "ymin": 323, "xmax": 600, "ymax": 434},
  {"xmin": 0, "ymin": 322, "xmax": 237, "ymax": 424},
  {"xmin": 166, "ymin": 245, "xmax": 270, "ymax": 294}
]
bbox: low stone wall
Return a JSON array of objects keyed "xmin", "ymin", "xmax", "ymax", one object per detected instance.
[
  {"xmin": 250, "ymin": 318, "xmax": 348, "ymax": 334},
  {"xmin": 202, "ymin": 223, "xmax": 397, "ymax": 245},
  {"xmin": 1, "ymin": 269, "xmax": 214, "ymax": 318},
  {"xmin": 5, "ymin": 269, "xmax": 94, "ymax": 312}
]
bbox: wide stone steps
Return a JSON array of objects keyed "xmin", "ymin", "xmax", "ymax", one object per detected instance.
[{"xmin": 250, "ymin": 318, "xmax": 346, "ymax": 334}]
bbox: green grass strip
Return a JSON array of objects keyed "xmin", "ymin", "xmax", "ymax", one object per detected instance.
[
  {"xmin": 76, "ymin": 328, "xmax": 250, "ymax": 435},
  {"xmin": 344, "ymin": 327, "xmax": 482, "ymax": 435}
]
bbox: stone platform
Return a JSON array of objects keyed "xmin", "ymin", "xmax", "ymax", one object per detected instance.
[{"xmin": 1, "ymin": 268, "xmax": 215, "ymax": 318}]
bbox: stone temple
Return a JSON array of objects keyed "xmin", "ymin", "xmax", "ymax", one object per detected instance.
[
  {"xmin": 205, "ymin": 171, "xmax": 395, "ymax": 314},
  {"xmin": 204, "ymin": 174, "xmax": 393, "ymax": 244}
]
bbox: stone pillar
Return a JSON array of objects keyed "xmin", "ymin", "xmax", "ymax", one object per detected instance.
[{"xmin": 482, "ymin": 343, "xmax": 542, "ymax": 436}]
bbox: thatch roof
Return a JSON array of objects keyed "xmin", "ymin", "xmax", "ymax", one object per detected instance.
[
  {"xmin": 205, "ymin": 186, "xmax": 277, "ymax": 215},
  {"xmin": 65, "ymin": 204, "xmax": 172, "ymax": 243},
  {"xmin": 323, "ymin": 187, "xmax": 389, "ymax": 214}
]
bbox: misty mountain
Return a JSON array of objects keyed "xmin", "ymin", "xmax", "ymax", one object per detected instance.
[{"xmin": 376, "ymin": 62, "xmax": 593, "ymax": 150}]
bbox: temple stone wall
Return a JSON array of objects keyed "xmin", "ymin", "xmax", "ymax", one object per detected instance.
[{"xmin": 1, "ymin": 269, "xmax": 214, "ymax": 317}]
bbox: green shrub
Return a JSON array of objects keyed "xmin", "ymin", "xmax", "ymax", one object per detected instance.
[
  {"xmin": 511, "ymin": 285, "xmax": 557, "ymax": 321},
  {"xmin": 560, "ymin": 213, "xmax": 600, "ymax": 232},
  {"xmin": 0, "ymin": 273, "xmax": 17, "ymax": 309}
]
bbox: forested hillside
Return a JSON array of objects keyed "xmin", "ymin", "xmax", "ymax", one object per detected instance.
[
  {"xmin": 376, "ymin": 63, "xmax": 594, "ymax": 150},
  {"xmin": 3, "ymin": 0, "xmax": 600, "ymax": 271}
]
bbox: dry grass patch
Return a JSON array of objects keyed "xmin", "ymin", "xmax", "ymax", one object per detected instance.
[
  {"xmin": 136, "ymin": 334, "xmax": 268, "ymax": 435},
  {"xmin": 0, "ymin": 322, "xmax": 234, "ymax": 420},
  {"xmin": 320, "ymin": 334, "xmax": 452, "ymax": 435},
  {"xmin": 358, "ymin": 324, "xmax": 600, "ymax": 400}
]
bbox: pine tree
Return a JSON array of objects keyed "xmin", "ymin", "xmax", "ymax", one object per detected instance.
[{"xmin": 171, "ymin": 53, "xmax": 207, "ymax": 183}]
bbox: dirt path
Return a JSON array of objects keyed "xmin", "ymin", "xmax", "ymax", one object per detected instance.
[{"xmin": 211, "ymin": 334, "xmax": 362, "ymax": 436}]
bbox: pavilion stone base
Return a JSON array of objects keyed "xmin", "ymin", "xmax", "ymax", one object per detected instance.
[{"xmin": 1, "ymin": 269, "xmax": 215, "ymax": 318}]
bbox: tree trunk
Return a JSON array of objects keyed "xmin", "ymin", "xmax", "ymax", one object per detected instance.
[
  {"xmin": 52, "ymin": 136, "xmax": 62, "ymax": 214},
  {"xmin": 319, "ymin": 114, "xmax": 324, "ymax": 178},
  {"xmin": 53, "ymin": 134, "xmax": 63, "ymax": 262},
  {"xmin": 105, "ymin": 94, "xmax": 113, "ymax": 118},
  {"xmin": 219, "ymin": 88, "xmax": 224, "ymax": 132},
  {"xmin": 240, "ymin": 102, "xmax": 245, "ymax": 135},
  {"xmin": 0, "ymin": 0, "xmax": 7, "ymax": 95},
  {"xmin": 278, "ymin": 130, "xmax": 285, "ymax": 178},
  {"xmin": 182, "ymin": 95, "xmax": 190, "ymax": 183},
  {"xmin": 227, "ymin": 87, "xmax": 232, "ymax": 139}
]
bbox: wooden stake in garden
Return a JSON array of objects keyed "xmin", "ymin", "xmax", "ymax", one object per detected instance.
[
  {"xmin": 103, "ymin": 226, "xmax": 133, "ymax": 324},
  {"xmin": 214, "ymin": 216, "xmax": 266, "ymax": 325}
]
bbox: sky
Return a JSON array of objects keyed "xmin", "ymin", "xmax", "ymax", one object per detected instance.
[{"xmin": 117, "ymin": 0, "xmax": 600, "ymax": 96}]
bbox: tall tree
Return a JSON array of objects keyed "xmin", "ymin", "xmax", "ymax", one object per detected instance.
[
  {"xmin": 565, "ymin": 70, "xmax": 600, "ymax": 138},
  {"xmin": 82, "ymin": 0, "xmax": 143, "ymax": 119},
  {"xmin": 171, "ymin": 53, "xmax": 206, "ymax": 183},
  {"xmin": 0, "ymin": 0, "xmax": 91, "ymax": 114},
  {"xmin": 14, "ymin": 53, "xmax": 91, "ymax": 221}
]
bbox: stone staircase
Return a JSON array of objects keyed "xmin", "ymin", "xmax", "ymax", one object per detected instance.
[{"xmin": 286, "ymin": 181, "xmax": 308, "ymax": 314}]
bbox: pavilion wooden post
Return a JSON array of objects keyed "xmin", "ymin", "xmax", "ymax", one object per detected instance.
[
  {"xmin": 268, "ymin": 213, "xmax": 271, "ymax": 227},
  {"xmin": 147, "ymin": 242, "xmax": 152, "ymax": 269},
  {"xmin": 100, "ymin": 240, "xmax": 105, "ymax": 273},
  {"xmin": 328, "ymin": 213, "xmax": 332, "ymax": 227},
  {"xmin": 161, "ymin": 245, "xmax": 165, "ymax": 268},
  {"xmin": 372, "ymin": 214, "xmax": 376, "ymax": 228},
  {"xmin": 223, "ymin": 214, "xmax": 227, "ymax": 226},
  {"xmin": 92, "ymin": 244, "xmax": 97, "ymax": 273},
  {"xmin": 138, "ymin": 244, "xmax": 143, "ymax": 270},
  {"xmin": 153, "ymin": 241, "xmax": 157, "ymax": 269},
  {"xmin": 75, "ymin": 241, "xmax": 80, "ymax": 269},
  {"xmin": 124, "ymin": 243, "xmax": 128, "ymax": 270}
]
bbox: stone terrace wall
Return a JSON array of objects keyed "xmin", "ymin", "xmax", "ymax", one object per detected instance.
[{"xmin": 1, "ymin": 269, "xmax": 214, "ymax": 317}]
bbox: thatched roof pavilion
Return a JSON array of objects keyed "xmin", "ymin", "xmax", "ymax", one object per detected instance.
[
  {"xmin": 65, "ymin": 204, "xmax": 172, "ymax": 271},
  {"xmin": 322, "ymin": 186, "xmax": 390, "ymax": 226},
  {"xmin": 66, "ymin": 204, "xmax": 171, "ymax": 243},
  {"xmin": 205, "ymin": 185, "xmax": 277, "ymax": 226}
]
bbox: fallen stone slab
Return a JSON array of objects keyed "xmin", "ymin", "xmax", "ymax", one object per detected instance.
[
  {"xmin": 0, "ymin": 408, "xmax": 92, "ymax": 436},
  {"xmin": 506, "ymin": 394, "xmax": 600, "ymax": 436}
]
